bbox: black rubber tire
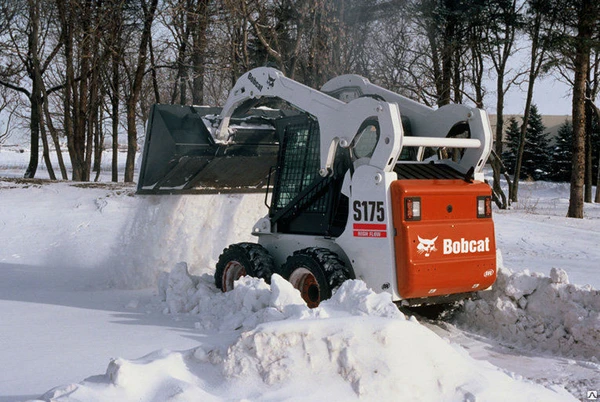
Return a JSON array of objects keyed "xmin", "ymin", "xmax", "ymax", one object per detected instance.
[
  {"xmin": 215, "ymin": 242, "xmax": 275, "ymax": 292},
  {"xmin": 281, "ymin": 248, "xmax": 351, "ymax": 308}
]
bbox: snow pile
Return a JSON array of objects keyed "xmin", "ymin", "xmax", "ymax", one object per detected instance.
[
  {"xmin": 38, "ymin": 268, "xmax": 573, "ymax": 401},
  {"xmin": 456, "ymin": 262, "xmax": 600, "ymax": 360},
  {"xmin": 158, "ymin": 262, "xmax": 402, "ymax": 332},
  {"xmin": 40, "ymin": 349, "xmax": 217, "ymax": 402}
]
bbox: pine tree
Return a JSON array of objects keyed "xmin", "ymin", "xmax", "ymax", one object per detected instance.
[
  {"xmin": 502, "ymin": 117, "xmax": 521, "ymax": 175},
  {"xmin": 550, "ymin": 120, "xmax": 573, "ymax": 182},
  {"xmin": 522, "ymin": 104, "xmax": 551, "ymax": 180}
]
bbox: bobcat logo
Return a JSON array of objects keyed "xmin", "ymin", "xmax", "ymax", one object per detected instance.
[
  {"xmin": 267, "ymin": 74, "xmax": 276, "ymax": 88},
  {"xmin": 417, "ymin": 236, "xmax": 438, "ymax": 257}
]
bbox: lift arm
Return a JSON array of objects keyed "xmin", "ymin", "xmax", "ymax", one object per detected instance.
[{"xmin": 216, "ymin": 67, "xmax": 404, "ymax": 176}]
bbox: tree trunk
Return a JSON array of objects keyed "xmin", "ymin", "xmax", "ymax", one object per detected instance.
[
  {"xmin": 596, "ymin": 146, "xmax": 600, "ymax": 203},
  {"xmin": 567, "ymin": 0, "xmax": 593, "ymax": 219},
  {"xmin": 86, "ymin": 19, "xmax": 102, "ymax": 183},
  {"xmin": 489, "ymin": 151, "xmax": 509, "ymax": 209},
  {"xmin": 79, "ymin": 2, "xmax": 92, "ymax": 181},
  {"xmin": 585, "ymin": 100, "xmax": 593, "ymax": 203},
  {"xmin": 86, "ymin": 6, "xmax": 102, "ymax": 183},
  {"xmin": 191, "ymin": 0, "xmax": 209, "ymax": 105},
  {"xmin": 38, "ymin": 95, "xmax": 56, "ymax": 180},
  {"xmin": 41, "ymin": 83, "xmax": 68, "ymax": 179},
  {"xmin": 107, "ymin": 0, "xmax": 123, "ymax": 182},
  {"xmin": 125, "ymin": 97, "xmax": 137, "ymax": 183},
  {"xmin": 25, "ymin": 90, "xmax": 40, "ymax": 179},
  {"xmin": 511, "ymin": 11, "xmax": 544, "ymax": 203},
  {"xmin": 56, "ymin": 0, "xmax": 78, "ymax": 180},
  {"xmin": 149, "ymin": 29, "xmax": 160, "ymax": 104},
  {"xmin": 427, "ymin": 27, "xmax": 443, "ymax": 107},
  {"xmin": 112, "ymin": 52, "xmax": 119, "ymax": 182},
  {"xmin": 57, "ymin": 0, "xmax": 86, "ymax": 181},
  {"xmin": 124, "ymin": 0, "xmax": 158, "ymax": 183},
  {"xmin": 592, "ymin": 102, "xmax": 600, "ymax": 203},
  {"xmin": 511, "ymin": 74, "xmax": 535, "ymax": 203},
  {"xmin": 94, "ymin": 106, "xmax": 103, "ymax": 182},
  {"xmin": 493, "ymin": 72, "xmax": 507, "ymax": 209},
  {"xmin": 439, "ymin": 18, "xmax": 454, "ymax": 106},
  {"xmin": 24, "ymin": 0, "xmax": 42, "ymax": 179}
]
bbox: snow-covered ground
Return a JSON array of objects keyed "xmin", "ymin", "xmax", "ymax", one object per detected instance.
[{"xmin": 1, "ymin": 147, "xmax": 599, "ymax": 401}]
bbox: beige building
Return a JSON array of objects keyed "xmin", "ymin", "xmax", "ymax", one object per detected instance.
[{"xmin": 488, "ymin": 115, "xmax": 572, "ymax": 145}]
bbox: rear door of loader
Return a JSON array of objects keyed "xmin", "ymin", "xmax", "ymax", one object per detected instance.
[{"xmin": 390, "ymin": 177, "xmax": 496, "ymax": 300}]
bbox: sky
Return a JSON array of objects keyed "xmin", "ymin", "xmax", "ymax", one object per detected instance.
[{"xmin": 487, "ymin": 74, "xmax": 574, "ymax": 116}]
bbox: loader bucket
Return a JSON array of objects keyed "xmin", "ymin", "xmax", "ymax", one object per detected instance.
[{"xmin": 137, "ymin": 104, "xmax": 281, "ymax": 194}]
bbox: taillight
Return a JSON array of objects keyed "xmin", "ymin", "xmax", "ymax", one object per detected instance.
[
  {"xmin": 405, "ymin": 197, "xmax": 421, "ymax": 221},
  {"xmin": 477, "ymin": 196, "xmax": 492, "ymax": 218}
]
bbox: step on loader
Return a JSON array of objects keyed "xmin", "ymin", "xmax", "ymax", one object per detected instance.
[{"xmin": 138, "ymin": 67, "xmax": 497, "ymax": 307}]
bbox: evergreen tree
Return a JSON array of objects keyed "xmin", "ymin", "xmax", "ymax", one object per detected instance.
[
  {"xmin": 522, "ymin": 104, "xmax": 552, "ymax": 180},
  {"xmin": 502, "ymin": 117, "xmax": 521, "ymax": 175},
  {"xmin": 549, "ymin": 120, "xmax": 573, "ymax": 182}
]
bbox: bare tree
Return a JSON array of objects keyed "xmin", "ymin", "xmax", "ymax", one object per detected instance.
[
  {"xmin": 0, "ymin": 90, "xmax": 19, "ymax": 145},
  {"xmin": 56, "ymin": 0, "xmax": 109, "ymax": 181},
  {"xmin": 566, "ymin": 0, "xmax": 598, "ymax": 218},
  {"xmin": 123, "ymin": 0, "xmax": 158, "ymax": 183},
  {"xmin": 104, "ymin": 0, "xmax": 125, "ymax": 182},
  {"xmin": 160, "ymin": 0, "xmax": 210, "ymax": 105},
  {"xmin": 0, "ymin": 0, "xmax": 62, "ymax": 179},
  {"xmin": 509, "ymin": 0, "xmax": 562, "ymax": 203},
  {"xmin": 478, "ymin": 0, "xmax": 523, "ymax": 207}
]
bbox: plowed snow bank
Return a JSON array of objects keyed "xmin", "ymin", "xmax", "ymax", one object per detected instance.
[
  {"xmin": 455, "ymin": 256, "xmax": 600, "ymax": 360},
  {"xmin": 40, "ymin": 266, "xmax": 573, "ymax": 401}
]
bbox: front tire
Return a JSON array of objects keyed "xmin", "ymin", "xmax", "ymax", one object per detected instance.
[
  {"xmin": 281, "ymin": 248, "xmax": 350, "ymax": 308},
  {"xmin": 215, "ymin": 243, "xmax": 275, "ymax": 292}
]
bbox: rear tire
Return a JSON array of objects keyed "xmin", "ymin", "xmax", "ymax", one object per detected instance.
[
  {"xmin": 215, "ymin": 243, "xmax": 275, "ymax": 292},
  {"xmin": 281, "ymin": 248, "xmax": 350, "ymax": 308}
]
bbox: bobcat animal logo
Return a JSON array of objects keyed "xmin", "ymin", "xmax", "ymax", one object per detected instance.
[{"xmin": 417, "ymin": 236, "xmax": 438, "ymax": 257}]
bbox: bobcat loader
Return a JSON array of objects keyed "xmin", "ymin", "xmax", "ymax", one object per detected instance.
[{"xmin": 138, "ymin": 67, "xmax": 496, "ymax": 307}]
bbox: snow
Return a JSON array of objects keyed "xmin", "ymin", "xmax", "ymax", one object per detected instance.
[
  {"xmin": 494, "ymin": 181, "xmax": 600, "ymax": 289},
  {"xmin": 107, "ymin": 192, "xmax": 262, "ymax": 289},
  {"xmin": 33, "ymin": 273, "xmax": 576, "ymax": 402},
  {"xmin": 1, "ymin": 148, "xmax": 599, "ymax": 401},
  {"xmin": 0, "ymin": 145, "xmax": 129, "ymax": 181},
  {"xmin": 456, "ymin": 264, "xmax": 600, "ymax": 360}
]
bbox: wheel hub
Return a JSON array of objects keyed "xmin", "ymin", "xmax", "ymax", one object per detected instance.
[
  {"xmin": 289, "ymin": 267, "xmax": 321, "ymax": 308},
  {"xmin": 223, "ymin": 260, "xmax": 246, "ymax": 292}
]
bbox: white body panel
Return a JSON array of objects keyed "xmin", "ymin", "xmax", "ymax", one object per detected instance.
[{"xmin": 334, "ymin": 166, "xmax": 400, "ymax": 299}]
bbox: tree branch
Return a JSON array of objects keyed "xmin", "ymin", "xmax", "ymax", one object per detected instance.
[{"xmin": 0, "ymin": 79, "xmax": 31, "ymax": 98}]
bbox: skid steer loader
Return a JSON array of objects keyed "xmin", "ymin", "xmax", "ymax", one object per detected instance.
[{"xmin": 138, "ymin": 67, "xmax": 496, "ymax": 307}]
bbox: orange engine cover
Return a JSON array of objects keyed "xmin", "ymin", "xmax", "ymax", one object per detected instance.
[{"xmin": 390, "ymin": 179, "xmax": 497, "ymax": 300}]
